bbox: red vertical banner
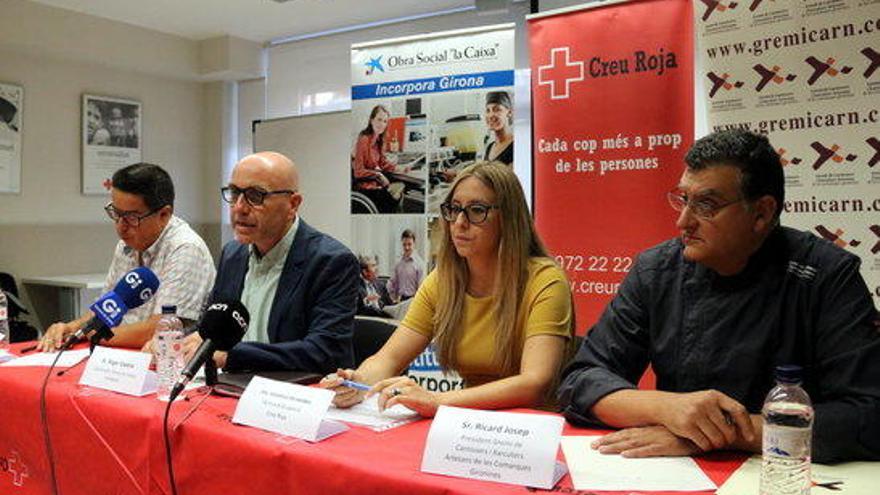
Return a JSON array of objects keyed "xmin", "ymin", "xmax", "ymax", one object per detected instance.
[{"xmin": 530, "ymin": 0, "xmax": 694, "ymax": 334}]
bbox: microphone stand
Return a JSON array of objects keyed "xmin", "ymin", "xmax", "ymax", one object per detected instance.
[{"xmin": 204, "ymin": 359, "xmax": 218, "ymax": 387}]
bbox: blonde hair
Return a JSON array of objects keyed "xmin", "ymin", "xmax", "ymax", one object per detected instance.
[{"xmin": 433, "ymin": 161, "xmax": 557, "ymax": 378}]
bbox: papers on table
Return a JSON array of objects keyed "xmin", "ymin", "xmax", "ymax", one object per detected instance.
[
  {"xmin": 718, "ymin": 455, "xmax": 878, "ymax": 495},
  {"xmin": 0, "ymin": 349, "xmax": 15, "ymax": 363},
  {"xmin": 561, "ymin": 436, "xmax": 717, "ymax": 492},
  {"xmin": 0, "ymin": 348, "xmax": 91, "ymax": 368},
  {"xmin": 324, "ymin": 394, "xmax": 419, "ymax": 431}
]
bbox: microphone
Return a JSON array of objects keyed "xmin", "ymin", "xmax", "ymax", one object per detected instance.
[
  {"xmin": 170, "ymin": 300, "xmax": 249, "ymax": 400},
  {"xmin": 62, "ymin": 267, "xmax": 160, "ymax": 349}
]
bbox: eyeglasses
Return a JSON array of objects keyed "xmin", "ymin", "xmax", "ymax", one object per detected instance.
[
  {"xmin": 667, "ymin": 189, "xmax": 744, "ymax": 220},
  {"xmin": 221, "ymin": 185, "xmax": 296, "ymax": 207},
  {"xmin": 104, "ymin": 202, "xmax": 159, "ymax": 227},
  {"xmin": 439, "ymin": 202, "xmax": 499, "ymax": 225}
]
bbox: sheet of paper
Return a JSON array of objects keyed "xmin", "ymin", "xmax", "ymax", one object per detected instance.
[
  {"xmin": 0, "ymin": 348, "xmax": 91, "ymax": 368},
  {"xmin": 718, "ymin": 455, "xmax": 879, "ymax": 495},
  {"xmin": 561, "ymin": 436, "xmax": 717, "ymax": 492},
  {"xmin": 324, "ymin": 394, "xmax": 419, "ymax": 431}
]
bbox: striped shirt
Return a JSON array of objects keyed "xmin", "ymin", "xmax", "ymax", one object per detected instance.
[{"xmin": 105, "ymin": 215, "xmax": 215, "ymax": 323}]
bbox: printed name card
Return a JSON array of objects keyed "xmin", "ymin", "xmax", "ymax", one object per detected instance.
[
  {"xmin": 232, "ymin": 376, "xmax": 348, "ymax": 442},
  {"xmin": 79, "ymin": 346, "xmax": 157, "ymax": 396},
  {"xmin": 421, "ymin": 406, "xmax": 566, "ymax": 489}
]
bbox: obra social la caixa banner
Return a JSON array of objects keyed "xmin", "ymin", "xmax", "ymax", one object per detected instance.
[{"xmin": 529, "ymin": 0, "xmax": 695, "ymax": 332}]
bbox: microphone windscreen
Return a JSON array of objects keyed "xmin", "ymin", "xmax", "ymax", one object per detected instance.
[
  {"xmin": 113, "ymin": 267, "xmax": 160, "ymax": 309},
  {"xmin": 198, "ymin": 300, "xmax": 249, "ymax": 351},
  {"xmin": 89, "ymin": 291, "xmax": 128, "ymax": 328}
]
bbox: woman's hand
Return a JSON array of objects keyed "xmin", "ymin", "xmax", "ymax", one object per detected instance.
[
  {"xmin": 376, "ymin": 173, "xmax": 390, "ymax": 187},
  {"xmin": 371, "ymin": 376, "xmax": 441, "ymax": 417},
  {"xmin": 319, "ymin": 368, "xmax": 367, "ymax": 408}
]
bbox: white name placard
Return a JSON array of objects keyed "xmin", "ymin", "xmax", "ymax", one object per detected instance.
[
  {"xmin": 421, "ymin": 406, "xmax": 565, "ymax": 489},
  {"xmin": 79, "ymin": 346, "xmax": 157, "ymax": 396},
  {"xmin": 232, "ymin": 376, "xmax": 348, "ymax": 442}
]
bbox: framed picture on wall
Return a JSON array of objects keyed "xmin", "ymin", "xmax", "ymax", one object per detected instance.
[
  {"xmin": 0, "ymin": 82, "xmax": 23, "ymax": 194},
  {"xmin": 81, "ymin": 94, "xmax": 142, "ymax": 195}
]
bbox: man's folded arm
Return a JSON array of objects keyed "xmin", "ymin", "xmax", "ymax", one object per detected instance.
[
  {"xmin": 810, "ymin": 256, "xmax": 880, "ymax": 463},
  {"xmin": 559, "ymin": 263, "xmax": 652, "ymax": 427}
]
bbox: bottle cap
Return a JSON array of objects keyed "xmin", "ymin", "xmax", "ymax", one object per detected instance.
[
  {"xmin": 161, "ymin": 305, "xmax": 177, "ymax": 314},
  {"xmin": 775, "ymin": 365, "xmax": 802, "ymax": 384}
]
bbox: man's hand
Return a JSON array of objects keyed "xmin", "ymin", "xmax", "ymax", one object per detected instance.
[
  {"xmin": 212, "ymin": 351, "xmax": 228, "ymax": 369},
  {"xmin": 592, "ymin": 426, "xmax": 701, "ymax": 457},
  {"xmin": 658, "ymin": 390, "xmax": 754, "ymax": 451},
  {"xmin": 181, "ymin": 332, "xmax": 203, "ymax": 362},
  {"xmin": 37, "ymin": 322, "xmax": 78, "ymax": 352}
]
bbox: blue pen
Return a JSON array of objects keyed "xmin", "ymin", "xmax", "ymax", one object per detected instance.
[{"xmin": 341, "ymin": 379, "xmax": 372, "ymax": 391}]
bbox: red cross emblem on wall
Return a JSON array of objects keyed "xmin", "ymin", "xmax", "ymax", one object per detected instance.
[{"xmin": 538, "ymin": 47, "xmax": 584, "ymax": 100}]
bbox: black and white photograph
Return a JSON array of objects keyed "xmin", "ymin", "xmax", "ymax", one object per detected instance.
[
  {"xmin": 82, "ymin": 94, "xmax": 142, "ymax": 195},
  {"xmin": 0, "ymin": 82, "xmax": 23, "ymax": 193}
]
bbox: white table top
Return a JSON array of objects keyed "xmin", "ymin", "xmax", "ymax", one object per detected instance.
[{"xmin": 21, "ymin": 273, "xmax": 106, "ymax": 290}]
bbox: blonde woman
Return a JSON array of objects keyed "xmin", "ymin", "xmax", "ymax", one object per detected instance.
[{"xmin": 322, "ymin": 161, "xmax": 573, "ymax": 416}]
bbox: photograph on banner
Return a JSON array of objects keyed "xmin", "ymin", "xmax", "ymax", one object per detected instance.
[
  {"xmin": 529, "ymin": 0, "xmax": 694, "ymax": 331},
  {"xmin": 0, "ymin": 82, "xmax": 23, "ymax": 193},
  {"xmin": 82, "ymin": 94, "xmax": 142, "ymax": 195},
  {"xmin": 694, "ymin": 0, "xmax": 880, "ymax": 298},
  {"xmin": 349, "ymin": 215, "xmax": 428, "ymax": 320},
  {"xmin": 350, "ymin": 99, "xmax": 428, "ymax": 215},
  {"xmin": 350, "ymin": 24, "xmax": 515, "ymax": 219},
  {"xmin": 425, "ymin": 88, "xmax": 514, "ymax": 215}
]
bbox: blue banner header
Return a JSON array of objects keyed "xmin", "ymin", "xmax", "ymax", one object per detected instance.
[{"xmin": 352, "ymin": 70, "xmax": 514, "ymax": 100}]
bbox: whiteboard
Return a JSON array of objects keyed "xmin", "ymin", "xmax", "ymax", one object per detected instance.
[{"xmin": 253, "ymin": 110, "xmax": 351, "ymax": 246}]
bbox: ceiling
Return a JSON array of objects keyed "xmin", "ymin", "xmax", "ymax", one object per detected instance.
[{"xmin": 28, "ymin": 0, "xmax": 476, "ymax": 43}]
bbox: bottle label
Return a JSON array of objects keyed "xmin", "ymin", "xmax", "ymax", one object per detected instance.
[
  {"xmin": 0, "ymin": 307, "xmax": 7, "ymax": 319},
  {"xmin": 763, "ymin": 424, "xmax": 811, "ymax": 459}
]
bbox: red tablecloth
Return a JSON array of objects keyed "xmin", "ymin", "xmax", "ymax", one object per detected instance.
[{"xmin": 0, "ymin": 342, "xmax": 745, "ymax": 494}]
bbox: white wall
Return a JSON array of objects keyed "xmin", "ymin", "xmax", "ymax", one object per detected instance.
[{"xmin": 0, "ymin": 0, "xmax": 219, "ymax": 280}]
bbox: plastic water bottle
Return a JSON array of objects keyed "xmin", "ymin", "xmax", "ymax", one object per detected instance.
[
  {"xmin": 0, "ymin": 291, "xmax": 9, "ymax": 350},
  {"xmin": 154, "ymin": 305, "xmax": 184, "ymax": 401},
  {"xmin": 760, "ymin": 365, "xmax": 814, "ymax": 495}
]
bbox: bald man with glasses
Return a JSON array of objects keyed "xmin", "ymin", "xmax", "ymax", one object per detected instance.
[
  {"xmin": 38, "ymin": 163, "xmax": 215, "ymax": 351},
  {"xmin": 183, "ymin": 151, "xmax": 359, "ymax": 373}
]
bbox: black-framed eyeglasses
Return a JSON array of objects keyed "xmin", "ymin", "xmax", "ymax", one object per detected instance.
[
  {"xmin": 439, "ymin": 202, "xmax": 499, "ymax": 225},
  {"xmin": 104, "ymin": 202, "xmax": 160, "ymax": 227},
  {"xmin": 667, "ymin": 189, "xmax": 744, "ymax": 220},
  {"xmin": 221, "ymin": 185, "xmax": 297, "ymax": 207}
]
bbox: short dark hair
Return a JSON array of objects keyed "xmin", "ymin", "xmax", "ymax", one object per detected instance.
[
  {"xmin": 401, "ymin": 229, "xmax": 416, "ymax": 241},
  {"xmin": 485, "ymin": 91, "xmax": 512, "ymax": 109},
  {"xmin": 684, "ymin": 129, "xmax": 784, "ymax": 219},
  {"xmin": 111, "ymin": 163, "xmax": 175, "ymax": 211}
]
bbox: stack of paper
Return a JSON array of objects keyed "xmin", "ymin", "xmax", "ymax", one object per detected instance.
[
  {"xmin": 0, "ymin": 348, "xmax": 91, "ymax": 368},
  {"xmin": 324, "ymin": 395, "xmax": 419, "ymax": 431}
]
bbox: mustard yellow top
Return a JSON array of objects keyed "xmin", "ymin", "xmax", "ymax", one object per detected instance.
[{"xmin": 401, "ymin": 257, "xmax": 573, "ymax": 386}]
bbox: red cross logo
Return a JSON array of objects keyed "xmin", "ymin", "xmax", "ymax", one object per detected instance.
[{"xmin": 538, "ymin": 47, "xmax": 584, "ymax": 100}]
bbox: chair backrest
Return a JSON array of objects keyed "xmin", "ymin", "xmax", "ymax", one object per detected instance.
[
  {"xmin": 352, "ymin": 316, "xmax": 398, "ymax": 367},
  {"xmin": 0, "ymin": 272, "xmax": 27, "ymax": 318}
]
